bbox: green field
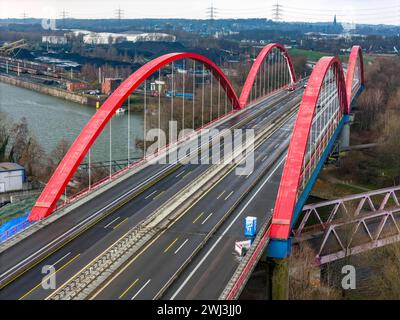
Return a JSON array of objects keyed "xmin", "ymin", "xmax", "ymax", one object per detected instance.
[
  {"xmin": 289, "ymin": 48, "xmax": 375, "ymax": 64},
  {"xmin": 289, "ymin": 48, "xmax": 333, "ymax": 61}
]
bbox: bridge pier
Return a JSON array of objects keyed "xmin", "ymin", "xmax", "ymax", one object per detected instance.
[
  {"xmin": 338, "ymin": 115, "xmax": 353, "ymax": 150},
  {"xmin": 264, "ymin": 258, "xmax": 289, "ymax": 300}
]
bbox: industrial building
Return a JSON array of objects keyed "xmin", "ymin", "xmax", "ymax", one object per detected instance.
[
  {"xmin": 101, "ymin": 78, "xmax": 122, "ymax": 95},
  {"xmin": 0, "ymin": 163, "xmax": 26, "ymax": 193},
  {"xmin": 42, "ymin": 35, "xmax": 68, "ymax": 45},
  {"xmin": 73, "ymin": 31, "xmax": 176, "ymax": 45}
]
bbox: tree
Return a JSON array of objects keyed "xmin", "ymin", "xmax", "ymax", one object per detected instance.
[
  {"xmin": 51, "ymin": 139, "xmax": 70, "ymax": 164},
  {"xmin": 0, "ymin": 112, "xmax": 10, "ymax": 162},
  {"xmin": 8, "ymin": 117, "xmax": 45, "ymax": 178},
  {"xmin": 292, "ymin": 55, "xmax": 310, "ymax": 79}
]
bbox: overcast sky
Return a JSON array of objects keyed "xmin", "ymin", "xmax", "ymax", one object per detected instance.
[{"xmin": 0, "ymin": 0, "xmax": 399, "ymax": 25}]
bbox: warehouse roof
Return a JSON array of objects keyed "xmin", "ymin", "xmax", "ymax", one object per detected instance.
[{"xmin": 0, "ymin": 162, "xmax": 25, "ymax": 172}]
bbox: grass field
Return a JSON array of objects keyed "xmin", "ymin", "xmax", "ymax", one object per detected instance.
[
  {"xmin": 289, "ymin": 48, "xmax": 332, "ymax": 61},
  {"xmin": 289, "ymin": 48, "xmax": 375, "ymax": 64}
]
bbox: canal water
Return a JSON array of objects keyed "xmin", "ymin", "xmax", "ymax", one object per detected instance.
[{"xmin": 0, "ymin": 82, "xmax": 144, "ymax": 163}]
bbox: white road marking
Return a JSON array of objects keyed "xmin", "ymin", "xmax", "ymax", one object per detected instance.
[
  {"xmin": 174, "ymin": 239, "xmax": 189, "ymax": 254},
  {"xmin": 145, "ymin": 190, "xmax": 158, "ymax": 199},
  {"xmin": 103, "ymin": 216, "xmax": 120, "ymax": 229},
  {"xmin": 0, "ymin": 162, "xmax": 177, "ymax": 281},
  {"xmin": 201, "ymin": 213, "xmax": 214, "ymax": 225},
  {"xmin": 131, "ymin": 279, "xmax": 151, "ymax": 300},
  {"xmin": 274, "ymin": 143, "xmax": 280, "ymax": 149},
  {"xmin": 170, "ymin": 155, "xmax": 286, "ymax": 300},
  {"xmin": 261, "ymin": 155, "xmax": 268, "ymax": 162},
  {"xmin": 175, "ymin": 170, "xmax": 186, "ymax": 178},
  {"xmin": 52, "ymin": 252, "xmax": 71, "ymax": 267},
  {"xmin": 2, "ymin": 93, "xmax": 293, "ymax": 283},
  {"xmin": 224, "ymin": 191, "xmax": 234, "ymax": 201},
  {"xmin": 245, "ymin": 172, "xmax": 253, "ymax": 179}
]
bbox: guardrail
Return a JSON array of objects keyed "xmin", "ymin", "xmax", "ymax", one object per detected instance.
[
  {"xmin": 0, "ymin": 220, "xmax": 36, "ymax": 243},
  {"xmin": 220, "ymin": 221, "xmax": 272, "ymax": 300},
  {"xmin": 154, "ymin": 105, "xmax": 299, "ymax": 299},
  {"xmin": 47, "ymin": 101, "xmax": 299, "ymax": 300},
  {"xmin": 0, "ymin": 86, "xmax": 301, "ymax": 294},
  {"xmin": 52, "ymin": 86, "xmax": 296, "ymax": 213}
]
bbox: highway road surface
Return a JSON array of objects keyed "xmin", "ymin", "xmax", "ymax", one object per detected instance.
[{"xmin": 0, "ymin": 84, "xmax": 305, "ymax": 300}]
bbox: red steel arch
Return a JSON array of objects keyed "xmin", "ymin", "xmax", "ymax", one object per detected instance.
[
  {"xmin": 28, "ymin": 52, "xmax": 241, "ymax": 221},
  {"xmin": 269, "ymin": 56, "xmax": 348, "ymax": 240},
  {"xmin": 346, "ymin": 45, "xmax": 364, "ymax": 109},
  {"xmin": 239, "ymin": 43, "xmax": 297, "ymax": 108}
]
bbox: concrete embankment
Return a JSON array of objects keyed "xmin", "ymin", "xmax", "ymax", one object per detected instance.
[{"xmin": 0, "ymin": 74, "xmax": 101, "ymax": 107}]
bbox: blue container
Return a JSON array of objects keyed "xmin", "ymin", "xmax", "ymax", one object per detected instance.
[{"xmin": 244, "ymin": 216, "xmax": 257, "ymax": 237}]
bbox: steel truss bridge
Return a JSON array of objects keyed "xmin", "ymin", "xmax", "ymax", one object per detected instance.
[
  {"xmin": 0, "ymin": 43, "xmax": 365, "ymax": 300},
  {"xmin": 294, "ymin": 186, "xmax": 400, "ymax": 265}
]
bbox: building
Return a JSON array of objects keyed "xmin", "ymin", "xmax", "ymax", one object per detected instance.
[
  {"xmin": 42, "ymin": 35, "xmax": 68, "ymax": 45},
  {"xmin": 101, "ymin": 78, "xmax": 122, "ymax": 95},
  {"xmin": 80, "ymin": 31, "xmax": 176, "ymax": 45},
  {"xmin": 0, "ymin": 163, "xmax": 25, "ymax": 193},
  {"xmin": 67, "ymin": 82, "xmax": 87, "ymax": 92}
]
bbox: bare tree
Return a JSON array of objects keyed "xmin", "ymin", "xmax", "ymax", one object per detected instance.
[{"xmin": 51, "ymin": 139, "xmax": 70, "ymax": 165}]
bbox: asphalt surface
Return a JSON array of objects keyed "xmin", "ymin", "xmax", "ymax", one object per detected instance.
[
  {"xmin": 91, "ymin": 110, "xmax": 297, "ymax": 300},
  {"xmin": 0, "ymin": 84, "xmax": 305, "ymax": 300}
]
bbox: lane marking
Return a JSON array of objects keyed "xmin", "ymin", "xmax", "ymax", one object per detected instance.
[
  {"xmin": 104, "ymin": 216, "xmax": 120, "ymax": 229},
  {"xmin": 170, "ymin": 156, "xmax": 286, "ymax": 299},
  {"xmin": 174, "ymin": 239, "xmax": 189, "ymax": 255},
  {"xmin": 153, "ymin": 191, "xmax": 165, "ymax": 200},
  {"xmin": 175, "ymin": 170, "xmax": 186, "ymax": 178},
  {"xmin": 274, "ymin": 143, "xmax": 280, "ymax": 149},
  {"xmin": 245, "ymin": 173, "xmax": 252, "ymax": 179},
  {"xmin": 224, "ymin": 191, "xmax": 234, "ymax": 201},
  {"xmin": 113, "ymin": 218, "xmax": 128, "ymax": 230},
  {"xmin": 119, "ymin": 278, "xmax": 139, "ymax": 300},
  {"xmin": 182, "ymin": 171, "xmax": 192, "ymax": 179},
  {"xmin": 261, "ymin": 155, "xmax": 268, "ymax": 162},
  {"xmin": 90, "ymin": 154, "xmax": 246, "ymax": 299},
  {"xmin": 192, "ymin": 212, "xmax": 205, "ymax": 224},
  {"xmin": 0, "ymin": 162, "xmax": 179, "ymax": 287},
  {"xmin": 131, "ymin": 279, "xmax": 151, "ymax": 300},
  {"xmin": 164, "ymin": 238, "xmax": 179, "ymax": 254},
  {"xmin": 145, "ymin": 190, "xmax": 158, "ymax": 199},
  {"xmin": 89, "ymin": 230, "xmax": 166, "ymax": 300},
  {"xmin": 216, "ymin": 190, "xmax": 226, "ymax": 200},
  {"xmin": 88, "ymin": 105, "xmax": 296, "ymax": 299},
  {"xmin": 52, "ymin": 252, "xmax": 71, "ymax": 267},
  {"xmin": 201, "ymin": 213, "xmax": 213, "ymax": 225},
  {"xmin": 92, "ymin": 152, "xmax": 248, "ymax": 299},
  {"xmin": 44, "ymin": 103, "xmax": 288, "ymax": 299},
  {"xmin": 19, "ymin": 253, "xmax": 80, "ymax": 300}
]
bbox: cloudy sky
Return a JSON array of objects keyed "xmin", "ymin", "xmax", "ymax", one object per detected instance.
[{"xmin": 0, "ymin": 0, "xmax": 399, "ymax": 25}]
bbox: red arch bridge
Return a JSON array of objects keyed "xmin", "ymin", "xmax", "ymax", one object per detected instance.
[{"xmin": 0, "ymin": 43, "xmax": 365, "ymax": 300}]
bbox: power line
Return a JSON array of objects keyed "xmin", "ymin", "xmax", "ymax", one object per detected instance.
[
  {"xmin": 60, "ymin": 9, "xmax": 68, "ymax": 28},
  {"xmin": 206, "ymin": 2, "xmax": 218, "ymax": 21},
  {"xmin": 284, "ymin": 5, "xmax": 400, "ymax": 13},
  {"xmin": 115, "ymin": 6, "xmax": 124, "ymax": 21},
  {"xmin": 272, "ymin": 1, "xmax": 283, "ymax": 21}
]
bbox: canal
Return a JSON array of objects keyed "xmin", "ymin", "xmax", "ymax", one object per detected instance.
[{"xmin": 0, "ymin": 82, "xmax": 144, "ymax": 163}]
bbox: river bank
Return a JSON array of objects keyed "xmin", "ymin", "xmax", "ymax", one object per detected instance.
[
  {"xmin": 0, "ymin": 73, "xmax": 102, "ymax": 107},
  {"xmin": 0, "ymin": 81, "xmax": 144, "ymax": 160}
]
